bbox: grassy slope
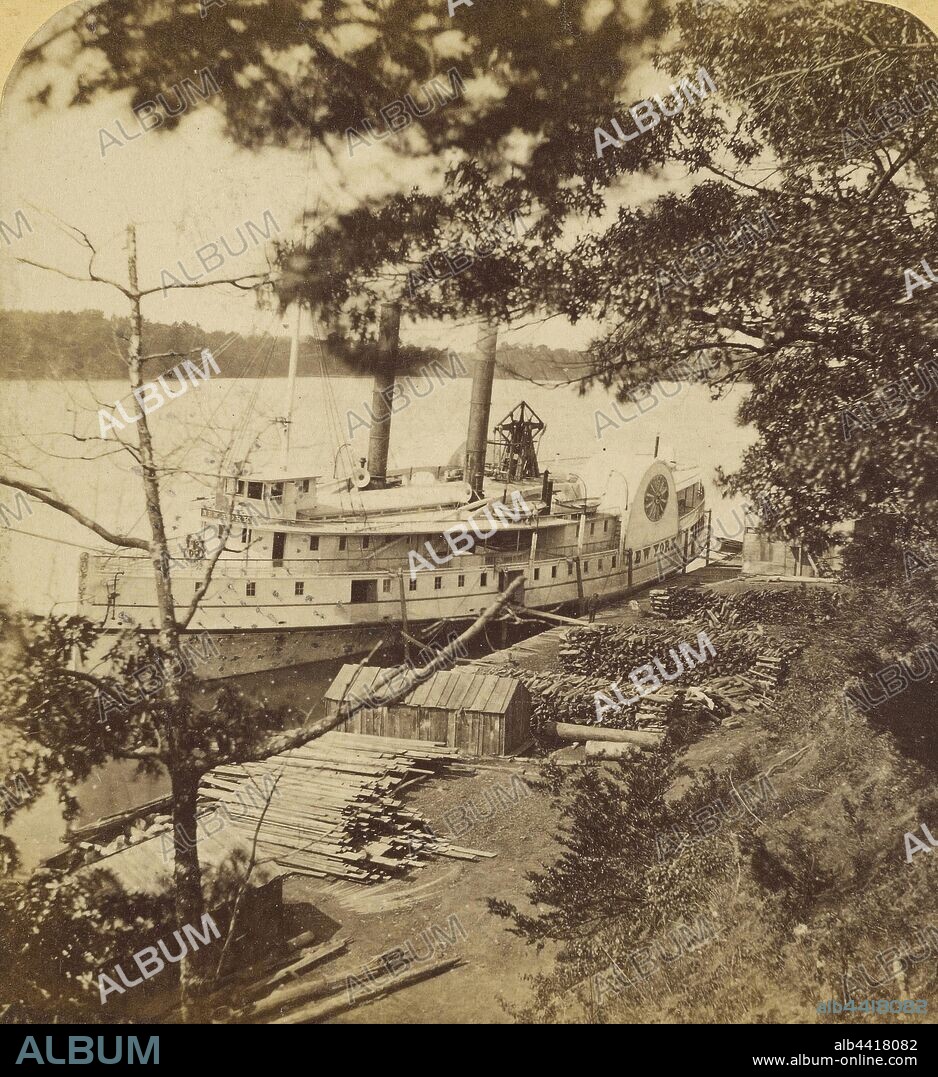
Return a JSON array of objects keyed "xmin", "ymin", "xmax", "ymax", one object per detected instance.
[
  {"xmin": 615, "ymin": 587, "xmax": 938, "ymax": 1024},
  {"xmin": 502, "ymin": 580, "xmax": 938, "ymax": 1024}
]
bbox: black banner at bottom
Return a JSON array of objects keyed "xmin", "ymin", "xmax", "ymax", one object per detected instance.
[{"xmin": 0, "ymin": 1021, "xmax": 935, "ymax": 1067}]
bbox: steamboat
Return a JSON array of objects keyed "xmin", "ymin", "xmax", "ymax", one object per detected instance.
[{"xmin": 78, "ymin": 311, "xmax": 707, "ymax": 677}]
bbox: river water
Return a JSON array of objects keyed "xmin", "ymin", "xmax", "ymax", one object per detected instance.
[{"xmin": 0, "ymin": 372, "xmax": 754, "ymax": 869}]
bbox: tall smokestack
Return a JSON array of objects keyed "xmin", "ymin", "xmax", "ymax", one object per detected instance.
[
  {"xmin": 464, "ymin": 320, "xmax": 498, "ymax": 500},
  {"xmin": 366, "ymin": 302, "xmax": 401, "ymax": 487}
]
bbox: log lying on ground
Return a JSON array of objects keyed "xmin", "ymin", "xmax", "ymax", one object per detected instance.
[
  {"xmin": 243, "ymin": 937, "xmax": 350, "ymax": 1000},
  {"xmin": 546, "ymin": 722, "xmax": 664, "ymax": 748},
  {"xmin": 270, "ymin": 956, "xmax": 465, "ymax": 1024}
]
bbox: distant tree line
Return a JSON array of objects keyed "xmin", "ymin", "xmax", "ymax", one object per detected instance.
[{"xmin": 0, "ymin": 309, "xmax": 583, "ymax": 383}]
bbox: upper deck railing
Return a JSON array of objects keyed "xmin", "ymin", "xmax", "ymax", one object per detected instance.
[{"xmin": 83, "ymin": 538, "xmax": 623, "ymax": 579}]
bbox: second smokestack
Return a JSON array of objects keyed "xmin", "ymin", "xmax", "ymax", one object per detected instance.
[
  {"xmin": 366, "ymin": 302, "xmax": 401, "ymax": 487},
  {"xmin": 464, "ymin": 319, "xmax": 498, "ymax": 500}
]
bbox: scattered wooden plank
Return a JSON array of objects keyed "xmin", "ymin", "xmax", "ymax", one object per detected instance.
[{"xmin": 269, "ymin": 957, "xmax": 465, "ymax": 1024}]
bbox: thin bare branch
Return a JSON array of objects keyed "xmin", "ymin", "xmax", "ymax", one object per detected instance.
[
  {"xmin": 0, "ymin": 474, "xmax": 149, "ymax": 550},
  {"xmin": 178, "ymin": 523, "xmax": 231, "ymax": 630},
  {"xmin": 138, "ymin": 273, "xmax": 274, "ymax": 297}
]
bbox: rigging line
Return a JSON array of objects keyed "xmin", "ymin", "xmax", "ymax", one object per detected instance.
[
  {"xmin": 320, "ymin": 346, "xmax": 346, "ymax": 472},
  {"xmin": 201, "ymin": 323, "xmax": 285, "ymax": 478},
  {"xmin": 0, "ymin": 525, "xmax": 121, "ymax": 553},
  {"xmin": 188, "ymin": 315, "xmax": 281, "ymax": 461},
  {"xmin": 114, "ymin": 308, "xmax": 285, "ymax": 546},
  {"xmin": 169, "ymin": 316, "xmax": 281, "ymax": 476},
  {"xmin": 227, "ymin": 333, "xmax": 282, "ymax": 468},
  {"xmin": 314, "ymin": 331, "xmax": 366, "ymax": 520}
]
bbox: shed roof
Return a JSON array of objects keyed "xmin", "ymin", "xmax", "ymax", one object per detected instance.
[{"xmin": 326, "ymin": 664, "xmax": 524, "ymax": 714}]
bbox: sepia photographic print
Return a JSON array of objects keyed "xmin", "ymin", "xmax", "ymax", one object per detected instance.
[{"xmin": 0, "ymin": 0, "xmax": 937, "ymax": 1054}]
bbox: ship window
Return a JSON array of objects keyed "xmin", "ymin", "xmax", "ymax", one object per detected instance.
[
  {"xmin": 241, "ymin": 527, "xmax": 250, "ymax": 543},
  {"xmin": 309, "ymin": 536, "xmax": 319, "ymax": 551},
  {"xmin": 590, "ymin": 522, "xmax": 595, "ymax": 536},
  {"xmin": 298, "ymin": 479, "xmax": 309, "ymax": 493},
  {"xmin": 551, "ymin": 565, "xmax": 557, "ymax": 578},
  {"xmin": 361, "ymin": 536, "xmax": 370, "ymax": 550},
  {"xmin": 382, "ymin": 578, "xmax": 392, "ymax": 593},
  {"xmin": 534, "ymin": 568, "xmax": 540, "ymax": 580},
  {"xmin": 635, "ymin": 550, "xmax": 641, "ymax": 564},
  {"xmin": 339, "ymin": 536, "xmax": 347, "ymax": 551},
  {"xmin": 246, "ymin": 582, "xmax": 256, "ymax": 596},
  {"xmin": 295, "ymin": 581, "xmax": 304, "ymax": 596},
  {"xmin": 567, "ymin": 562, "xmax": 573, "ymax": 576},
  {"xmin": 612, "ymin": 554, "xmax": 617, "ymax": 568},
  {"xmin": 599, "ymin": 558, "xmax": 604, "ymax": 570},
  {"xmin": 236, "ymin": 480, "xmax": 245, "ymax": 494},
  {"xmin": 270, "ymin": 482, "xmax": 284, "ymax": 498},
  {"xmin": 247, "ymin": 482, "xmax": 263, "ymax": 499},
  {"xmin": 583, "ymin": 561, "xmax": 589, "ymax": 573},
  {"xmin": 458, "ymin": 574, "xmax": 465, "ymax": 587},
  {"xmin": 351, "ymin": 579, "xmax": 377, "ymax": 603},
  {"xmin": 603, "ymin": 520, "xmax": 609, "ymax": 532},
  {"xmin": 434, "ymin": 576, "xmax": 442, "ymax": 590},
  {"xmin": 480, "ymin": 572, "xmax": 488, "ymax": 586},
  {"xmin": 409, "ymin": 578, "xmax": 418, "ymax": 592}
]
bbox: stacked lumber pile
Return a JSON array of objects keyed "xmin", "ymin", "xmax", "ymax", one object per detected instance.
[
  {"xmin": 197, "ymin": 731, "xmax": 486, "ymax": 881},
  {"xmin": 650, "ymin": 586, "xmax": 843, "ymax": 626},
  {"xmin": 493, "ymin": 615, "xmax": 807, "ymax": 751},
  {"xmin": 650, "ymin": 587, "xmax": 706, "ymax": 619},
  {"xmin": 725, "ymin": 587, "xmax": 842, "ymax": 625},
  {"xmin": 559, "ymin": 623, "xmax": 765, "ymax": 683},
  {"xmin": 747, "ymin": 643, "xmax": 801, "ymax": 690}
]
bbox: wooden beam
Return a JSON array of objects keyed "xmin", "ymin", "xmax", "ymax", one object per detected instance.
[
  {"xmin": 398, "ymin": 570, "xmax": 410, "ymax": 662},
  {"xmin": 514, "ymin": 607, "xmax": 597, "ymax": 629}
]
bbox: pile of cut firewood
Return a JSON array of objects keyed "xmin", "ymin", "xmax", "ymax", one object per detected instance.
[
  {"xmin": 747, "ymin": 643, "xmax": 801, "ymax": 690},
  {"xmin": 559, "ymin": 623, "xmax": 766, "ymax": 684},
  {"xmin": 650, "ymin": 587, "xmax": 706, "ymax": 619},
  {"xmin": 651, "ymin": 586, "xmax": 842, "ymax": 626},
  {"xmin": 495, "ymin": 614, "xmax": 807, "ymax": 750}
]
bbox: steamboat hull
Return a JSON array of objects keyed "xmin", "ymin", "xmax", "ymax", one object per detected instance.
[{"xmin": 80, "ymin": 515, "xmax": 708, "ymax": 679}]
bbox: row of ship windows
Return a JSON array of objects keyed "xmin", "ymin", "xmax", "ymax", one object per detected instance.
[
  {"xmin": 232, "ymin": 555, "xmax": 622, "ymax": 598},
  {"xmin": 235, "ymin": 479, "xmax": 310, "ymax": 498},
  {"xmin": 240, "ymin": 531, "xmax": 368, "ymax": 551},
  {"xmin": 232, "ymin": 535, "xmax": 686, "ymax": 572},
  {"xmin": 238, "ymin": 520, "xmax": 615, "ymax": 550}
]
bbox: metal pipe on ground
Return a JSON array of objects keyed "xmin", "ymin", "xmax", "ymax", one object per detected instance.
[{"xmin": 546, "ymin": 721, "xmax": 664, "ymax": 748}]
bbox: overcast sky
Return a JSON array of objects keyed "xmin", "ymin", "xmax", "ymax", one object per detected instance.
[{"xmin": 0, "ymin": 1, "xmax": 686, "ymax": 357}]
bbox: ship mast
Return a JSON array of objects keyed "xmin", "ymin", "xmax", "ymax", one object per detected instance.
[
  {"xmin": 464, "ymin": 318, "xmax": 499, "ymax": 500},
  {"xmin": 282, "ymin": 302, "xmax": 301, "ymax": 458}
]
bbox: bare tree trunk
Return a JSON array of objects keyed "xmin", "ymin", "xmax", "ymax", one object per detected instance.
[
  {"xmin": 125, "ymin": 225, "xmax": 181, "ymax": 651},
  {"xmin": 125, "ymin": 225, "xmax": 207, "ymax": 1004},
  {"xmin": 169, "ymin": 765, "xmax": 208, "ymax": 1015}
]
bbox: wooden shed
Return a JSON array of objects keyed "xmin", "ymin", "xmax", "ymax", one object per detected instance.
[{"xmin": 325, "ymin": 666, "xmax": 531, "ymax": 756}]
